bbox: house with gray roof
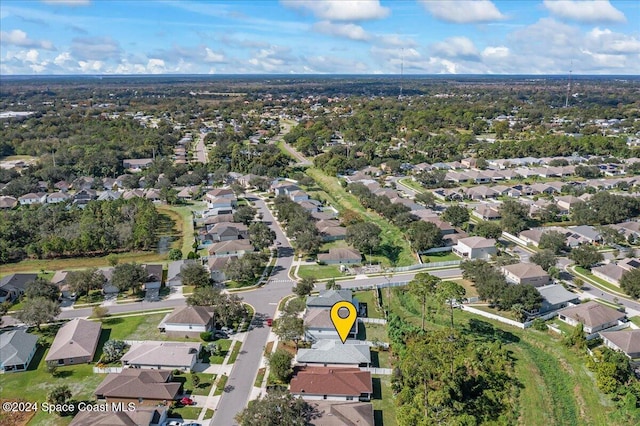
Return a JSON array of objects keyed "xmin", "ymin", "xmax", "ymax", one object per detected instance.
[
  {"xmin": 317, "ymin": 248, "xmax": 362, "ymax": 265},
  {"xmin": 0, "ymin": 329, "xmax": 38, "ymax": 372},
  {"xmin": 307, "ymin": 290, "xmax": 358, "ymax": 310},
  {"xmin": 121, "ymin": 341, "xmax": 201, "ymax": 371},
  {"xmin": 558, "ymin": 301, "xmax": 625, "ymax": 334},
  {"xmin": 600, "ymin": 329, "xmax": 640, "ymax": 359},
  {"xmin": 296, "ymin": 340, "xmax": 370, "ymax": 367},
  {"xmin": 159, "ymin": 305, "xmax": 214, "ymax": 338},
  {"xmin": 304, "ymin": 308, "xmax": 358, "ymax": 342},
  {"xmin": 568, "ymin": 225, "xmax": 602, "ymax": 244},
  {"xmin": 45, "ymin": 318, "xmax": 101, "ymax": 366},
  {"xmin": 536, "ymin": 285, "xmax": 580, "ymax": 314},
  {"xmin": 166, "ymin": 259, "xmax": 197, "ymax": 287},
  {"xmin": 502, "ymin": 263, "xmax": 550, "ymax": 287},
  {"xmin": 0, "ymin": 273, "xmax": 37, "ymax": 302}
]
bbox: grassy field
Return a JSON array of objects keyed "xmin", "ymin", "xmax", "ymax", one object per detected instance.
[
  {"xmin": 354, "ymin": 290, "xmax": 384, "ymax": 319},
  {"xmin": 630, "ymin": 316, "xmax": 640, "ymax": 327},
  {"xmin": 397, "ymin": 177, "xmax": 425, "ymax": 193},
  {"xmin": 99, "ymin": 312, "xmax": 199, "ymax": 342},
  {"xmin": 297, "ymin": 264, "xmax": 344, "ymax": 280},
  {"xmin": 371, "ymin": 375, "xmax": 397, "ymax": 426},
  {"xmin": 168, "ymin": 406, "xmax": 201, "ymax": 420},
  {"xmin": 305, "ymin": 167, "xmax": 415, "ymax": 267},
  {"xmin": 157, "ymin": 203, "xmax": 202, "ymax": 257},
  {"xmin": 382, "ymin": 287, "xmax": 625, "ymax": 426}
]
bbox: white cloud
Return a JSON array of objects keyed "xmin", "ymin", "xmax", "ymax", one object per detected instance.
[
  {"xmin": 543, "ymin": 1, "xmax": 626, "ymax": 23},
  {"xmin": 376, "ymin": 34, "xmax": 418, "ymax": 48},
  {"xmin": 482, "ymin": 46, "xmax": 510, "ymax": 59},
  {"xmin": 53, "ymin": 51, "xmax": 72, "ymax": 66},
  {"xmin": 146, "ymin": 58, "xmax": 166, "ymax": 74},
  {"xmin": 419, "ymin": 0, "xmax": 506, "ymax": 23},
  {"xmin": 78, "ymin": 60, "xmax": 104, "ymax": 73},
  {"xmin": 204, "ymin": 48, "xmax": 225, "ymax": 62},
  {"xmin": 431, "ymin": 37, "xmax": 481, "ymax": 61},
  {"xmin": 248, "ymin": 46, "xmax": 296, "ymax": 72},
  {"xmin": 281, "ymin": 0, "xmax": 390, "ymax": 21},
  {"xmin": 313, "ymin": 21, "xmax": 370, "ymax": 41},
  {"xmin": 586, "ymin": 28, "xmax": 640, "ymax": 54},
  {"xmin": 0, "ymin": 29, "xmax": 54, "ymax": 50}
]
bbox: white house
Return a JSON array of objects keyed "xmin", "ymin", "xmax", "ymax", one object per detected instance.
[
  {"xmin": 453, "ymin": 237, "xmax": 497, "ymax": 260},
  {"xmin": 158, "ymin": 306, "xmax": 214, "ymax": 338},
  {"xmin": 558, "ymin": 301, "xmax": 625, "ymax": 334}
]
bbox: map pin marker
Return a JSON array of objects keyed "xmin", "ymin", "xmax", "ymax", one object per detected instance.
[{"xmin": 330, "ymin": 301, "xmax": 357, "ymax": 344}]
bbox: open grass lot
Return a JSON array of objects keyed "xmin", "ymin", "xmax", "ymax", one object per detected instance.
[
  {"xmin": 157, "ymin": 203, "xmax": 202, "ymax": 257},
  {"xmin": 371, "ymin": 375, "xmax": 397, "ymax": 426},
  {"xmin": 381, "ymin": 287, "xmax": 627, "ymax": 426},
  {"xmin": 371, "ymin": 348, "xmax": 392, "ymax": 369},
  {"xmin": 354, "ymin": 290, "xmax": 384, "ymax": 319},
  {"xmin": 297, "ymin": 264, "xmax": 344, "ymax": 280},
  {"xmin": 99, "ymin": 312, "xmax": 186, "ymax": 341},
  {"xmin": 397, "ymin": 177, "xmax": 425, "ymax": 194},
  {"xmin": 306, "ymin": 167, "xmax": 415, "ymax": 267}
]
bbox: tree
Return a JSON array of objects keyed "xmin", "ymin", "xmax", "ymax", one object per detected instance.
[
  {"xmin": 102, "ymin": 340, "xmax": 128, "ymax": 363},
  {"xmin": 564, "ymin": 323, "xmax": 587, "ymax": 350},
  {"xmin": 414, "ymin": 192, "xmax": 436, "ymax": 208},
  {"xmin": 235, "ymin": 390, "xmax": 314, "ymax": 426},
  {"xmin": 511, "ymin": 303, "xmax": 527, "ymax": 322},
  {"xmin": 442, "ymin": 205, "xmax": 469, "ymax": 227},
  {"xmin": 234, "ymin": 205, "xmax": 257, "ymax": 225},
  {"xmin": 249, "ymin": 222, "xmax": 276, "ymax": 250},
  {"xmin": 530, "ymin": 249, "xmax": 557, "ymax": 272},
  {"xmin": 268, "ymin": 348, "xmax": 294, "ymax": 383},
  {"xmin": 294, "ymin": 230, "xmax": 321, "ymax": 255},
  {"xmin": 181, "ymin": 263, "xmax": 211, "ymax": 287},
  {"xmin": 325, "ymin": 279, "xmax": 341, "ymax": 290},
  {"xmin": 539, "ymin": 231, "xmax": 567, "ymax": 254},
  {"xmin": 187, "ymin": 286, "xmax": 222, "ymax": 306},
  {"xmin": 283, "ymin": 297, "xmax": 307, "ymax": 316},
  {"xmin": 168, "ymin": 248, "xmax": 183, "ymax": 260},
  {"xmin": 66, "ymin": 268, "xmax": 105, "ymax": 300},
  {"xmin": 107, "ymin": 254, "xmax": 119, "ymax": 267},
  {"xmin": 292, "ymin": 277, "xmax": 315, "ymax": 297},
  {"xmin": 407, "ymin": 221, "xmax": 443, "ymax": 253},
  {"xmin": 569, "ymin": 245, "xmax": 603, "ymax": 269},
  {"xmin": 25, "ymin": 277, "xmax": 59, "ymax": 301},
  {"xmin": 16, "ymin": 297, "xmax": 60, "ymax": 330},
  {"xmin": 620, "ymin": 268, "xmax": 640, "ymax": 299},
  {"xmin": 345, "ymin": 222, "xmax": 381, "ymax": 254},
  {"xmin": 273, "ymin": 315, "xmax": 305, "ymax": 349},
  {"xmin": 408, "ymin": 273, "xmax": 440, "ymax": 331},
  {"xmin": 191, "ymin": 373, "xmax": 201, "ymax": 388},
  {"xmin": 92, "ymin": 306, "xmax": 108, "ymax": 319},
  {"xmin": 435, "ymin": 280, "xmax": 466, "ymax": 329},
  {"xmin": 339, "ymin": 209, "xmax": 363, "ymax": 226},
  {"xmin": 474, "ymin": 221, "xmax": 503, "ymax": 239},
  {"xmin": 500, "ymin": 200, "xmax": 530, "ymax": 234},
  {"xmin": 111, "ymin": 262, "xmax": 147, "ymax": 293},
  {"xmin": 538, "ymin": 204, "xmax": 560, "ymax": 223},
  {"xmin": 47, "ymin": 385, "xmax": 72, "ymax": 415}
]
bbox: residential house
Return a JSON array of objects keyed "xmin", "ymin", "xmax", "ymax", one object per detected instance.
[
  {"xmin": 176, "ymin": 186, "xmax": 199, "ymax": 200},
  {"xmin": 466, "ymin": 186, "xmax": 499, "ymax": 200},
  {"xmin": 45, "ymin": 319, "xmax": 101, "ymax": 366},
  {"xmin": 600, "ymin": 329, "xmax": 640, "ymax": 359},
  {"xmin": 316, "ymin": 222, "xmax": 347, "ymax": 242},
  {"xmin": 558, "ymin": 301, "xmax": 625, "ymax": 334},
  {"xmin": 158, "ymin": 305, "xmax": 214, "ymax": 338},
  {"xmin": 501, "ymin": 263, "xmax": 550, "ymax": 287},
  {"xmin": 308, "ymin": 401, "xmax": 374, "ymax": 426},
  {"xmin": 94, "ymin": 369, "xmax": 181, "ymax": 406},
  {"xmin": 54, "ymin": 180, "xmax": 71, "ymax": 192},
  {"xmin": 568, "ymin": 225, "xmax": 602, "ymax": 244},
  {"xmin": 298, "ymin": 199, "xmax": 322, "ymax": 213},
  {"xmin": 0, "ymin": 329, "xmax": 38, "ymax": 372},
  {"xmin": 205, "ymin": 222, "xmax": 248, "ymax": 242},
  {"xmin": 97, "ymin": 267, "xmax": 118, "ymax": 295},
  {"xmin": 536, "ymin": 285, "xmax": 580, "ymax": 314},
  {"xmin": 289, "ymin": 190, "xmax": 309, "ymax": 202},
  {"xmin": 166, "ymin": 260, "xmax": 197, "ymax": 287},
  {"xmin": 18, "ymin": 193, "xmax": 46, "ymax": 205},
  {"xmin": 0, "ymin": 273, "xmax": 37, "ymax": 303},
  {"xmin": 73, "ymin": 189, "xmax": 97, "ymax": 206},
  {"xmin": 208, "ymin": 239, "xmax": 254, "ymax": 257},
  {"xmin": 307, "ymin": 290, "xmax": 360, "ymax": 311},
  {"xmin": 556, "ymin": 195, "xmax": 582, "ymax": 215},
  {"xmin": 317, "ymin": 248, "xmax": 362, "ymax": 265},
  {"xmin": 592, "ymin": 258, "xmax": 639, "ymax": 286},
  {"xmin": 51, "ymin": 270, "xmax": 75, "ymax": 299},
  {"xmin": 97, "ymin": 190, "xmax": 121, "ymax": 201},
  {"xmin": 295, "ymin": 340, "xmax": 371, "ymax": 367},
  {"xmin": 47, "ymin": 192, "xmax": 71, "ymax": 204},
  {"xmin": 452, "ymin": 237, "xmax": 497, "ymax": 260},
  {"xmin": 144, "ymin": 188, "xmax": 162, "ymax": 203},
  {"xmin": 290, "ymin": 367, "xmax": 373, "ymax": 402},
  {"xmin": 205, "ymin": 196, "xmax": 237, "ymax": 211},
  {"xmin": 208, "ymin": 256, "xmax": 235, "ymax": 282},
  {"xmin": 0, "ymin": 196, "xmax": 17, "ymax": 209},
  {"xmin": 473, "ymin": 205, "xmax": 501, "ymax": 221},
  {"xmin": 143, "ymin": 264, "xmax": 163, "ymax": 290},
  {"xmin": 121, "ymin": 341, "xmax": 201, "ymax": 371},
  {"xmin": 304, "ymin": 309, "xmax": 357, "ymax": 342},
  {"xmin": 123, "ymin": 158, "xmax": 154, "ymax": 171},
  {"xmin": 69, "ymin": 406, "xmax": 167, "ymax": 426}
]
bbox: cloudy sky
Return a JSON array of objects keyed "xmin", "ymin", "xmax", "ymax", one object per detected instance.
[{"xmin": 1, "ymin": 0, "xmax": 639, "ymax": 75}]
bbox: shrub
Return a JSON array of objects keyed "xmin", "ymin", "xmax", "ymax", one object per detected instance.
[
  {"xmin": 531, "ymin": 318, "xmax": 548, "ymax": 331},
  {"xmin": 200, "ymin": 331, "xmax": 213, "ymax": 342}
]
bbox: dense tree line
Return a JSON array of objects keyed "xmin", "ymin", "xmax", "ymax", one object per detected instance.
[
  {"xmin": 0, "ymin": 197, "xmax": 159, "ymax": 263},
  {"xmin": 273, "ymin": 196, "xmax": 321, "ymax": 255},
  {"xmin": 348, "ymin": 183, "xmax": 418, "ymax": 227},
  {"xmin": 571, "ymin": 192, "xmax": 640, "ymax": 226}
]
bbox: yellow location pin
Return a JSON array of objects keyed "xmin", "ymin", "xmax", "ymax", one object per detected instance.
[{"xmin": 330, "ymin": 301, "xmax": 357, "ymax": 344}]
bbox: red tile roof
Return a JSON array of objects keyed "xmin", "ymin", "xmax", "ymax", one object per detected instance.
[{"xmin": 290, "ymin": 367, "xmax": 372, "ymax": 397}]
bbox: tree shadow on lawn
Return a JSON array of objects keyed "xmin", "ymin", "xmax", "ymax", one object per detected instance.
[
  {"xmin": 465, "ymin": 318, "xmax": 520, "ymax": 344},
  {"xmin": 378, "ymin": 243, "xmax": 401, "ymax": 266},
  {"xmin": 92, "ymin": 328, "xmax": 112, "ymax": 362},
  {"xmin": 371, "ymin": 377, "xmax": 382, "ymax": 400}
]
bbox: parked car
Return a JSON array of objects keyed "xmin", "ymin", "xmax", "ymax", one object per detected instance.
[
  {"xmin": 266, "ymin": 318, "xmax": 273, "ymax": 326},
  {"xmin": 180, "ymin": 397, "xmax": 195, "ymax": 406},
  {"xmin": 164, "ymin": 421, "xmax": 181, "ymax": 426},
  {"xmin": 221, "ymin": 326, "xmax": 234, "ymax": 335},
  {"xmin": 182, "ymin": 423, "xmax": 201, "ymax": 426},
  {"xmin": 214, "ymin": 331, "xmax": 228, "ymax": 339}
]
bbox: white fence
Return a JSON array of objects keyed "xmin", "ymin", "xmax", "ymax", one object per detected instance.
[
  {"xmin": 460, "ymin": 305, "xmax": 525, "ymax": 329},
  {"xmin": 393, "ymin": 260, "xmax": 461, "ymax": 273},
  {"xmin": 359, "ymin": 318, "xmax": 387, "ymax": 325},
  {"xmin": 93, "ymin": 366, "xmax": 122, "ymax": 374},
  {"xmin": 362, "ymin": 367, "xmax": 393, "ymax": 375}
]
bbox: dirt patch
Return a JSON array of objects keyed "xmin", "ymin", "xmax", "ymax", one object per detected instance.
[{"xmin": 0, "ymin": 400, "xmax": 36, "ymax": 426}]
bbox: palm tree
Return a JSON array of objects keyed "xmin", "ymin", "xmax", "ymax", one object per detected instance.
[
  {"xmin": 435, "ymin": 281, "xmax": 466, "ymax": 329},
  {"xmin": 408, "ymin": 273, "xmax": 440, "ymax": 331}
]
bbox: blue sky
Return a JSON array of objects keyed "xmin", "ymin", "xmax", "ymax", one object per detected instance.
[{"xmin": 1, "ymin": 0, "xmax": 638, "ymax": 75}]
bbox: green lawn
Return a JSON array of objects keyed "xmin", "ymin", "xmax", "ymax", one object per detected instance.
[
  {"xmin": 99, "ymin": 312, "xmax": 195, "ymax": 342},
  {"xmin": 371, "ymin": 348, "xmax": 392, "ymax": 369},
  {"xmin": 306, "ymin": 167, "xmax": 415, "ymax": 267},
  {"xmin": 630, "ymin": 316, "xmax": 640, "ymax": 327},
  {"xmin": 397, "ymin": 177, "xmax": 425, "ymax": 194},
  {"xmin": 168, "ymin": 406, "xmax": 201, "ymax": 420},
  {"xmin": 358, "ymin": 323, "xmax": 388, "ymax": 343},
  {"xmin": 214, "ymin": 374, "xmax": 228, "ymax": 396},
  {"xmin": 209, "ymin": 339, "xmax": 232, "ymax": 364},
  {"xmin": 371, "ymin": 375, "xmax": 397, "ymax": 426},
  {"xmin": 227, "ymin": 340, "xmax": 241, "ymax": 364},
  {"xmin": 157, "ymin": 204, "xmax": 199, "ymax": 257},
  {"xmin": 297, "ymin": 264, "xmax": 344, "ymax": 280},
  {"xmin": 254, "ymin": 367, "xmax": 266, "ymax": 387},
  {"xmin": 354, "ymin": 290, "xmax": 384, "ymax": 319},
  {"xmin": 420, "ymin": 251, "xmax": 461, "ymax": 263},
  {"xmin": 176, "ymin": 373, "xmax": 215, "ymax": 396},
  {"xmin": 382, "ymin": 286, "xmax": 624, "ymax": 426}
]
